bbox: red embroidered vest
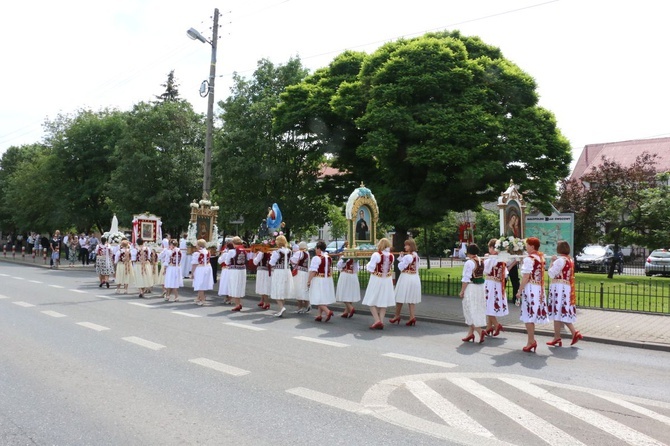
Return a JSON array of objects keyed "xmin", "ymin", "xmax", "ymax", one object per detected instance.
[
  {"xmin": 342, "ymin": 258, "xmax": 355, "ymax": 274},
  {"xmin": 316, "ymin": 255, "xmax": 332, "ymax": 277}
]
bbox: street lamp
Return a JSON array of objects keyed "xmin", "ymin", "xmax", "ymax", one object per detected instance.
[{"xmin": 187, "ymin": 8, "xmax": 219, "ymax": 200}]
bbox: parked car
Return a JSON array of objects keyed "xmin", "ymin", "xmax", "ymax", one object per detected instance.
[
  {"xmin": 575, "ymin": 244, "xmax": 622, "ymax": 274},
  {"xmin": 325, "ymin": 240, "xmax": 346, "ymax": 254},
  {"xmin": 645, "ymin": 249, "xmax": 670, "ymax": 276}
]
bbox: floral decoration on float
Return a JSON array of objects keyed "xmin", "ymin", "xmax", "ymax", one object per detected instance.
[{"xmin": 494, "ymin": 235, "xmax": 526, "ymax": 261}]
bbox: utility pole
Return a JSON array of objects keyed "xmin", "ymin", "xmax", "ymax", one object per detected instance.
[{"xmin": 203, "ymin": 8, "xmax": 219, "ymax": 200}]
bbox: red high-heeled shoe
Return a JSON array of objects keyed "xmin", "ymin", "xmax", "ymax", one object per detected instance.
[
  {"xmin": 405, "ymin": 318, "xmax": 416, "ymax": 326},
  {"xmin": 478, "ymin": 331, "xmax": 486, "ymax": 343},
  {"xmin": 314, "ymin": 315, "xmax": 323, "ymax": 322},
  {"xmin": 546, "ymin": 338, "xmax": 563, "ymax": 347},
  {"xmin": 522, "ymin": 341, "xmax": 538, "ymax": 352},
  {"xmin": 493, "ymin": 324, "xmax": 504, "ymax": 337},
  {"xmin": 324, "ymin": 310, "xmax": 334, "ymax": 322},
  {"xmin": 263, "ymin": 303, "xmax": 271, "ymax": 310},
  {"xmin": 341, "ymin": 311, "xmax": 349, "ymax": 318},
  {"xmin": 257, "ymin": 302, "xmax": 264, "ymax": 307},
  {"xmin": 462, "ymin": 334, "xmax": 475, "ymax": 342},
  {"xmin": 389, "ymin": 316, "xmax": 401, "ymax": 324},
  {"xmin": 231, "ymin": 304, "xmax": 242, "ymax": 312},
  {"xmin": 485, "ymin": 327, "xmax": 494, "ymax": 336},
  {"xmin": 348, "ymin": 308, "xmax": 355, "ymax": 318},
  {"xmin": 570, "ymin": 331, "xmax": 583, "ymax": 346},
  {"xmin": 369, "ymin": 321, "xmax": 384, "ymax": 330}
]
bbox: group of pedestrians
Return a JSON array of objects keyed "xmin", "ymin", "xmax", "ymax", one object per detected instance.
[{"xmin": 459, "ymin": 237, "xmax": 582, "ymax": 351}]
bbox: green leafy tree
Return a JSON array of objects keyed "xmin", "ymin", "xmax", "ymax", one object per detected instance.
[
  {"xmin": 637, "ymin": 172, "xmax": 670, "ymax": 249},
  {"xmin": 212, "ymin": 57, "xmax": 326, "ymax": 238},
  {"xmin": 107, "ymin": 100, "xmax": 203, "ymax": 234},
  {"xmin": 276, "ymin": 31, "xmax": 571, "ymax": 250}
]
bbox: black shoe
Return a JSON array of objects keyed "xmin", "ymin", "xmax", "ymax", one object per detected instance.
[
  {"xmin": 105, "ymin": 282, "xmax": 110, "ymax": 288},
  {"xmin": 99, "ymin": 282, "xmax": 103, "ymax": 288}
]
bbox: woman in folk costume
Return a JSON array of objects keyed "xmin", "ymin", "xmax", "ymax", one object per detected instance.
[
  {"xmin": 335, "ymin": 254, "xmax": 360, "ymax": 318},
  {"xmin": 546, "ymin": 240, "xmax": 583, "ymax": 347},
  {"xmin": 191, "ymin": 239, "xmax": 214, "ymax": 306},
  {"xmin": 218, "ymin": 242, "xmax": 233, "ymax": 304},
  {"xmin": 362, "ymin": 238, "xmax": 395, "ymax": 330},
  {"xmin": 483, "ymin": 239, "xmax": 509, "ymax": 336},
  {"xmin": 269, "ymin": 235, "xmax": 293, "ymax": 317},
  {"xmin": 516, "ymin": 237, "xmax": 549, "ymax": 352},
  {"xmin": 253, "ymin": 243, "xmax": 272, "ymax": 310},
  {"xmin": 163, "ymin": 239, "xmax": 184, "ymax": 302},
  {"xmin": 134, "ymin": 238, "xmax": 153, "ymax": 298},
  {"xmin": 95, "ymin": 236, "xmax": 114, "ymax": 288},
  {"xmin": 291, "ymin": 242, "xmax": 311, "ymax": 314},
  {"xmin": 114, "ymin": 239, "xmax": 135, "ymax": 294},
  {"xmin": 222, "ymin": 236, "xmax": 249, "ymax": 312},
  {"xmin": 459, "ymin": 244, "xmax": 487, "ymax": 343},
  {"xmin": 389, "ymin": 238, "xmax": 421, "ymax": 326},
  {"xmin": 157, "ymin": 245, "xmax": 170, "ymax": 298},
  {"xmin": 307, "ymin": 240, "xmax": 335, "ymax": 322},
  {"xmin": 150, "ymin": 248, "xmax": 161, "ymax": 292}
]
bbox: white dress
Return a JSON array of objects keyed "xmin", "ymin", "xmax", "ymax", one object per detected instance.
[
  {"xmin": 519, "ymin": 254, "xmax": 549, "ymax": 324},
  {"xmin": 114, "ymin": 248, "xmax": 135, "ymax": 286},
  {"xmin": 179, "ymin": 238, "xmax": 191, "ymax": 278},
  {"xmin": 191, "ymin": 248, "xmax": 214, "ymax": 291},
  {"xmin": 335, "ymin": 258, "xmax": 361, "ymax": 303},
  {"xmin": 483, "ymin": 256, "xmax": 509, "ymax": 316},
  {"xmin": 461, "ymin": 258, "xmax": 487, "ymax": 326},
  {"xmin": 133, "ymin": 247, "xmax": 154, "ymax": 288},
  {"xmin": 217, "ymin": 249, "xmax": 230, "ymax": 296},
  {"xmin": 253, "ymin": 251, "xmax": 272, "ymax": 296},
  {"xmin": 362, "ymin": 250, "xmax": 396, "ymax": 308},
  {"xmin": 394, "ymin": 252, "xmax": 421, "ymax": 304},
  {"xmin": 547, "ymin": 255, "xmax": 576, "ymax": 323},
  {"xmin": 155, "ymin": 249, "xmax": 167, "ymax": 286},
  {"xmin": 224, "ymin": 246, "xmax": 248, "ymax": 298},
  {"xmin": 309, "ymin": 254, "xmax": 336, "ymax": 305},
  {"xmin": 270, "ymin": 247, "xmax": 293, "ymax": 300},
  {"xmin": 164, "ymin": 248, "xmax": 184, "ymax": 289},
  {"xmin": 291, "ymin": 250, "xmax": 310, "ymax": 301}
]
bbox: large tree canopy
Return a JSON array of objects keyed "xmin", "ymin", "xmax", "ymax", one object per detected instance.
[{"xmin": 276, "ymin": 31, "xmax": 571, "ymax": 248}]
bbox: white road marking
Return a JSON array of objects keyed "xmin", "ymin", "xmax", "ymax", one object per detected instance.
[
  {"xmin": 596, "ymin": 394, "xmax": 670, "ymax": 427},
  {"xmin": 0, "ymin": 273, "xmax": 9, "ymax": 277},
  {"xmin": 76, "ymin": 322, "xmax": 110, "ymax": 331},
  {"xmin": 188, "ymin": 358, "xmax": 250, "ymax": 376},
  {"xmin": 286, "ymin": 387, "xmax": 370, "ymax": 414},
  {"xmin": 10, "ymin": 276, "xmax": 25, "ymax": 280},
  {"xmin": 382, "ymin": 353, "xmax": 458, "ymax": 368},
  {"xmin": 128, "ymin": 302, "xmax": 155, "ymax": 308},
  {"xmin": 224, "ymin": 322, "xmax": 266, "ymax": 331},
  {"xmin": 293, "ymin": 336, "xmax": 349, "ymax": 348},
  {"xmin": 69, "ymin": 289, "xmax": 87, "ymax": 294},
  {"xmin": 41, "ymin": 310, "xmax": 67, "ymax": 318},
  {"xmin": 122, "ymin": 336, "xmax": 165, "ymax": 351},
  {"xmin": 501, "ymin": 378, "xmax": 667, "ymax": 446},
  {"xmin": 0, "ymin": 295, "xmax": 9, "ymax": 299},
  {"xmin": 96, "ymin": 295, "xmax": 117, "ymax": 300},
  {"xmin": 13, "ymin": 301, "xmax": 35, "ymax": 308},
  {"xmin": 49, "ymin": 285, "xmax": 64, "ymax": 289},
  {"xmin": 451, "ymin": 377, "xmax": 586, "ymax": 446},
  {"xmin": 405, "ymin": 380, "xmax": 493, "ymax": 438},
  {"xmin": 28, "ymin": 280, "xmax": 42, "ymax": 284},
  {"xmin": 172, "ymin": 311, "xmax": 202, "ymax": 318}
]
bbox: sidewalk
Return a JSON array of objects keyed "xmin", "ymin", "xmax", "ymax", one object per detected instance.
[{"xmin": 2, "ymin": 255, "xmax": 669, "ymax": 351}]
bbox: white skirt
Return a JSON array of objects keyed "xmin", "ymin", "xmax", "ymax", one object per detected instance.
[
  {"xmin": 520, "ymin": 283, "xmax": 549, "ymax": 324},
  {"xmin": 271, "ymin": 269, "xmax": 293, "ymax": 300},
  {"xmin": 134, "ymin": 263, "xmax": 154, "ymax": 288},
  {"xmin": 217, "ymin": 268, "xmax": 230, "ymax": 296},
  {"xmin": 227, "ymin": 269, "xmax": 246, "ymax": 298},
  {"xmin": 309, "ymin": 276, "xmax": 336, "ymax": 305},
  {"xmin": 164, "ymin": 265, "xmax": 183, "ymax": 289},
  {"xmin": 193, "ymin": 265, "xmax": 214, "ymax": 291},
  {"xmin": 394, "ymin": 272, "xmax": 421, "ymax": 304},
  {"xmin": 181, "ymin": 253, "xmax": 191, "ymax": 278},
  {"xmin": 547, "ymin": 283, "xmax": 576, "ymax": 323},
  {"xmin": 335, "ymin": 272, "xmax": 361, "ymax": 303},
  {"xmin": 484, "ymin": 279, "xmax": 509, "ymax": 316},
  {"xmin": 292, "ymin": 270, "xmax": 309, "ymax": 301},
  {"xmin": 462, "ymin": 283, "xmax": 487, "ymax": 326},
  {"xmin": 115, "ymin": 262, "xmax": 135, "ymax": 286},
  {"xmin": 255, "ymin": 269, "xmax": 271, "ymax": 295},
  {"xmin": 362, "ymin": 275, "xmax": 395, "ymax": 308}
]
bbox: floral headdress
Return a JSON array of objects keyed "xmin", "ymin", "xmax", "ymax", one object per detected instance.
[{"xmin": 494, "ymin": 235, "xmax": 525, "ymax": 254}]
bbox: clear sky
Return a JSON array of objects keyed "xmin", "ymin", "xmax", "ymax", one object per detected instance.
[{"xmin": 2, "ymin": 0, "xmax": 669, "ymax": 168}]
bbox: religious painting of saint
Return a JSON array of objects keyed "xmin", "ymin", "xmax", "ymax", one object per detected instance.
[
  {"xmin": 355, "ymin": 206, "xmax": 371, "ymax": 241},
  {"xmin": 196, "ymin": 216, "xmax": 211, "ymax": 241},
  {"xmin": 505, "ymin": 201, "xmax": 522, "ymax": 238},
  {"xmin": 141, "ymin": 221, "xmax": 154, "ymax": 241}
]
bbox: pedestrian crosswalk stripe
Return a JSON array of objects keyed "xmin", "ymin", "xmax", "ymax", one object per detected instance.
[
  {"xmin": 406, "ymin": 380, "xmax": 493, "ymax": 438},
  {"xmin": 595, "ymin": 394, "xmax": 670, "ymax": 426},
  {"xmin": 501, "ymin": 378, "xmax": 666, "ymax": 446},
  {"xmin": 382, "ymin": 353, "xmax": 457, "ymax": 368},
  {"xmin": 449, "ymin": 377, "xmax": 587, "ymax": 446}
]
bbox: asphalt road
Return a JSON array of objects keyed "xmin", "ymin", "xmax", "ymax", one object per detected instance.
[{"xmin": 2, "ymin": 262, "xmax": 670, "ymax": 446}]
